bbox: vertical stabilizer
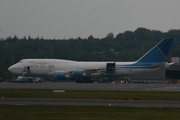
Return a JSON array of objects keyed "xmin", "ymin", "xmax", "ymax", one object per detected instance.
[{"xmin": 137, "ymin": 38, "xmax": 174, "ymax": 63}]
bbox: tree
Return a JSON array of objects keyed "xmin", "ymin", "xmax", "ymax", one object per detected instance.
[
  {"xmin": 88, "ymin": 35, "xmax": 94, "ymax": 40},
  {"xmin": 123, "ymin": 31, "xmax": 134, "ymax": 40},
  {"xmin": 0, "ymin": 68, "xmax": 4, "ymax": 78},
  {"xmin": 134, "ymin": 28, "xmax": 152, "ymax": 40},
  {"xmin": 106, "ymin": 33, "xmax": 114, "ymax": 39}
]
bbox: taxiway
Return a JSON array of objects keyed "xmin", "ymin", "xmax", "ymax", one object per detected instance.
[
  {"xmin": 1, "ymin": 98, "xmax": 180, "ymax": 107},
  {"xmin": 1, "ymin": 82, "xmax": 180, "ymax": 107},
  {"xmin": 0, "ymin": 82, "xmax": 180, "ymax": 91}
]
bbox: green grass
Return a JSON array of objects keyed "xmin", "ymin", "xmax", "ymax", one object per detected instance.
[
  {"xmin": 0, "ymin": 105, "xmax": 180, "ymax": 120},
  {"xmin": 1, "ymin": 89, "xmax": 180, "ymax": 119},
  {"xmin": 0, "ymin": 89, "xmax": 180, "ymax": 100}
]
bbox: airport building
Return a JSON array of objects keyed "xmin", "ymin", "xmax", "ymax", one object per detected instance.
[
  {"xmin": 129, "ymin": 57, "xmax": 180, "ymax": 83},
  {"xmin": 166, "ymin": 57, "xmax": 180, "ymax": 83},
  {"xmin": 130, "ymin": 69, "xmax": 165, "ymax": 83}
]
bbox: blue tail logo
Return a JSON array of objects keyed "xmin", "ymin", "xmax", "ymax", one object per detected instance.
[{"xmin": 137, "ymin": 38, "xmax": 174, "ymax": 63}]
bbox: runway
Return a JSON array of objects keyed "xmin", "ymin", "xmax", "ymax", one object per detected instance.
[
  {"xmin": 1, "ymin": 98, "xmax": 180, "ymax": 107},
  {"xmin": 1, "ymin": 82, "xmax": 180, "ymax": 91},
  {"xmin": 1, "ymin": 82, "xmax": 180, "ymax": 107}
]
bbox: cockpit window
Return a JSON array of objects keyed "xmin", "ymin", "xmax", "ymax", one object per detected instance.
[{"xmin": 19, "ymin": 61, "xmax": 22, "ymax": 63}]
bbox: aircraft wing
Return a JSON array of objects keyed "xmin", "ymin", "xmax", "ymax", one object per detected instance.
[
  {"xmin": 53, "ymin": 67, "xmax": 106, "ymax": 81},
  {"xmin": 81, "ymin": 68, "xmax": 105, "ymax": 74}
]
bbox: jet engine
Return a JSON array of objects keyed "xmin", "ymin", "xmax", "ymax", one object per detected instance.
[
  {"xmin": 72, "ymin": 71, "xmax": 86, "ymax": 79},
  {"xmin": 55, "ymin": 73, "xmax": 66, "ymax": 80}
]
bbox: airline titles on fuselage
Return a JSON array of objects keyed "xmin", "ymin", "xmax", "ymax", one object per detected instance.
[{"xmin": 30, "ymin": 64, "xmax": 55, "ymax": 69}]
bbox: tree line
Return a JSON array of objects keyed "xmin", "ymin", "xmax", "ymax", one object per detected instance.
[{"xmin": 0, "ymin": 27, "xmax": 180, "ymax": 78}]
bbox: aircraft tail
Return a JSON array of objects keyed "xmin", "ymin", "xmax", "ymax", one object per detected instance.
[{"xmin": 137, "ymin": 38, "xmax": 174, "ymax": 63}]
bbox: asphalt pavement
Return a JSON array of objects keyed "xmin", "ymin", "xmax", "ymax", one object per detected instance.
[
  {"xmin": 0, "ymin": 82, "xmax": 180, "ymax": 91},
  {"xmin": 1, "ymin": 82, "xmax": 180, "ymax": 107},
  {"xmin": 1, "ymin": 98, "xmax": 180, "ymax": 107}
]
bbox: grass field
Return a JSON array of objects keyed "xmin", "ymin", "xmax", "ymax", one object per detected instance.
[
  {"xmin": 1, "ymin": 105, "xmax": 180, "ymax": 120},
  {"xmin": 0, "ymin": 89, "xmax": 180, "ymax": 100},
  {"xmin": 1, "ymin": 89, "xmax": 180, "ymax": 119}
]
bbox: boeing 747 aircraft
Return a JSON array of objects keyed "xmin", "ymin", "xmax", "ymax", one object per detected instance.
[{"xmin": 8, "ymin": 38, "xmax": 174, "ymax": 83}]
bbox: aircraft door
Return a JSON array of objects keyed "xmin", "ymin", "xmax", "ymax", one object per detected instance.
[
  {"xmin": 23, "ymin": 66, "xmax": 30, "ymax": 73},
  {"xmin": 104, "ymin": 62, "xmax": 115, "ymax": 82},
  {"xmin": 27, "ymin": 66, "xmax": 30, "ymax": 72},
  {"xmin": 106, "ymin": 62, "xmax": 115, "ymax": 73},
  {"xmin": 22, "ymin": 66, "xmax": 31, "ymax": 76}
]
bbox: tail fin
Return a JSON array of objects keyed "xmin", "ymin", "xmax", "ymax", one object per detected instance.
[{"xmin": 137, "ymin": 38, "xmax": 174, "ymax": 63}]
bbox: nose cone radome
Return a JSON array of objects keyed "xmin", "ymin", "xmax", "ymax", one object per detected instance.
[
  {"xmin": 8, "ymin": 65, "xmax": 17, "ymax": 74},
  {"xmin": 8, "ymin": 66, "xmax": 13, "ymax": 73}
]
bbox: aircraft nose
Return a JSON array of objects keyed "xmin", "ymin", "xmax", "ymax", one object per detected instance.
[
  {"xmin": 8, "ymin": 65, "xmax": 22, "ymax": 74},
  {"xmin": 8, "ymin": 66, "xmax": 13, "ymax": 72},
  {"xmin": 8, "ymin": 65, "xmax": 16, "ymax": 73}
]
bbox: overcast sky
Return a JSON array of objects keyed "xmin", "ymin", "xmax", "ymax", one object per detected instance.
[{"xmin": 0, "ymin": 0, "xmax": 180, "ymax": 39}]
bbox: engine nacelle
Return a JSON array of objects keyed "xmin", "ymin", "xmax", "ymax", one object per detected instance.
[
  {"xmin": 55, "ymin": 73, "xmax": 66, "ymax": 80},
  {"xmin": 72, "ymin": 71, "xmax": 85, "ymax": 79}
]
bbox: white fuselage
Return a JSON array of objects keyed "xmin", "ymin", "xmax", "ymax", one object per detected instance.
[{"xmin": 8, "ymin": 59, "xmax": 166, "ymax": 78}]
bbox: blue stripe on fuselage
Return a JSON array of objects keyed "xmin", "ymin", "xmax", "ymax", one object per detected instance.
[{"xmin": 116, "ymin": 62, "xmax": 162, "ymax": 68}]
